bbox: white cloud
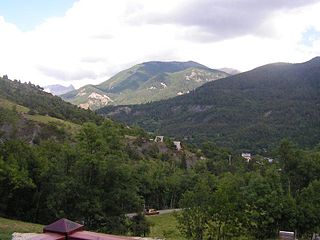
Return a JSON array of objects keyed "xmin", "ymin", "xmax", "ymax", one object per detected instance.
[{"xmin": 0, "ymin": 0, "xmax": 320, "ymax": 88}]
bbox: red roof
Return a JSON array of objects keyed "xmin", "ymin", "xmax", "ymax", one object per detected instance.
[
  {"xmin": 69, "ymin": 231, "xmax": 135, "ymax": 240},
  {"xmin": 26, "ymin": 233, "xmax": 65, "ymax": 240},
  {"xmin": 43, "ymin": 218, "xmax": 84, "ymax": 235},
  {"xmin": 27, "ymin": 218, "xmax": 134, "ymax": 240}
]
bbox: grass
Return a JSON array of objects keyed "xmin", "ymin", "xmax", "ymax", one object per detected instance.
[
  {"xmin": 25, "ymin": 114, "xmax": 81, "ymax": 133},
  {"xmin": 0, "ymin": 97, "xmax": 80, "ymax": 134},
  {"xmin": 147, "ymin": 213, "xmax": 186, "ymax": 240},
  {"xmin": 0, "ymin": 98, "xmax": 29, "ymax": 113},
  {"xmin": 0, "ymin": 217, "xmax": 43, "ymax": 240}
]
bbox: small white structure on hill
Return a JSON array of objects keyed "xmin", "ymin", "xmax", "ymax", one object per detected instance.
[
  {"xmin": 173, "ymin": 141, "xmax": 182, "ymax": 151},
  {"xmin": 154, "ymin": 136, "xmax": 164, "ymax": 142},
  {"xmin": 279, "ymin": 231, "xmax": 295, "ymax": 240},
  {"xmin": 241, "ymin": 153, "xmax": 252, "ymax": 162}
]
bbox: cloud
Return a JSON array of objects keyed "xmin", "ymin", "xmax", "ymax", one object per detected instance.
[
  {"xmin": 0, "ymin": 0, "xmax": 320, "ymax": 88},
  {"xmin": 37, "ymin": 66, "xmax": 97, "ymax": 81},
  {"xmin": 130, "ymin": 0, "xmax": 320, "ymax": 41}
]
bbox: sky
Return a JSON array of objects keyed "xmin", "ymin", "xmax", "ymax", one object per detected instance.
[{"xmin": 0, "ymin": 0, "xmax": 320, "ymax": 88}]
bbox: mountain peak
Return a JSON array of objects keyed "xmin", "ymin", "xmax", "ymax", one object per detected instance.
[{"xmin": 44, "ymin": 84, "xmax": 75, "ymax": 96}]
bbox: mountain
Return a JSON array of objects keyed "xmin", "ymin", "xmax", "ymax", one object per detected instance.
[
  {"xmin": 97, "ymin": 57, "xmax": 320, "ymax": 152},
  {"xmin": 218, "ymin": 68, "xmax": 241, "ymax": 75},
  {"xmin": 43, "ymin": 84, "xmax": 75, "ymax": 96},
  {"xmin": 62, "ymin": 61, "xmax": 229, "ymax": 110}
]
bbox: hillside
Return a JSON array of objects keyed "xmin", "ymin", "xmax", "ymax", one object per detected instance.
[
  {"xmin": 0, "ymin": 75, "xmax": 102, "ymax": 124},
  {"xmin": 62, "ymin": 61, "xmax": 229, "ymax": 109},
  {"xmin": 0, "ymin": 75, "xmax": 202, "ymax": 234},
  {"xmin": 0, "ymin": 76, "xmax": 103, "ymax": 143},
  {"xmin": 97, "ymin": 57, "xmax": 320, "ymax": 152},
  {"xmin": 0, "ymin": 217, "xmax": 42, "ymax": 240}
]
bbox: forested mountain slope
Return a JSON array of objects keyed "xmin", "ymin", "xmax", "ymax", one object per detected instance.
[
  {"xmin": 0, "ymin": 75, "xmax": 101, "ymax": 124},
  {"xmin": 62, "ymin": 61, "xmax": 229, "ymax": 109},
  {"xmin": 98, "ymin": 57, "xmax": 320, "ymax": 152},
  {"xmin": 0, "ymin": 76, "xmax": 104, "ymax": 143}
]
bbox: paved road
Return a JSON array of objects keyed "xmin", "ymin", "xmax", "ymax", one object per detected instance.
[
  {"xmin": 157, "ymin": 208, "xmax": 181, "ymax": 215},
  {"xmin": 126, "ymin": 208, "xmax": 181, "ymax": 218}
]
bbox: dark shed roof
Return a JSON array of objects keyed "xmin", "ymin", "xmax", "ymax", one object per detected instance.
[{"xmin": 43, "ymin": 218, "xmax": 84, "ymax": 235}]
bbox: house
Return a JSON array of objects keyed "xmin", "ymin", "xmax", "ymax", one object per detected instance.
[
  {"xmin": 154, "ymin": 136, "xmax": 164, "ymax": 142},
  {"xmin": 241, "ymin": 153, "xmax": 252, "ymax": 162},
  {"xmin": 279, "ymin": 231, "xmax": 295, "ymax": 240},
  {"xmin": 173, "ymin": 141, "xmax": 182, "ymax": 151},
  {"xmin": 19, "ymin": 218, "xmax": 134, "ymax": 240}
]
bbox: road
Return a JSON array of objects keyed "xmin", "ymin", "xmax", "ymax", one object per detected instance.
[{"xmin": 126, "ymin": 208, "xmax": 181, "ymax": 218}]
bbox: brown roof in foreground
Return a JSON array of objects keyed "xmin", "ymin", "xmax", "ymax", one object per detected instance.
[
  {"xmin": 69, "ymin": 231, "xmax": 136, "ymax": 240},
  {"xmin": 43, "ymin": 218, "xmax": 84, "ymax": 235},
  {"xmin": 26, "ymin": 233, "xmax": 65, "ymax": 240},
  {"xmin": 27, "ymin": 218, "xmax": 133, "ymax": 240}
]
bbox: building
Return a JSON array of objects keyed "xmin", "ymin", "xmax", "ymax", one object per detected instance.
[
  {"xmin": 241, "ymin": 153, "xmax": 252, "ymax": 162},
  {"xmin": 22, "ymin": 218, "xmax": 134, "ymax": 240},
  {"xmin": 154, "ymin": 136, "xmax": 164, "ymax": 142},
  {"xmin": 279, "ymin": 231, "xmax": 295, "ymax": 240},
  {"xmin": 173, "ymin": 141, "xmax": 182, "ymax": 151}
]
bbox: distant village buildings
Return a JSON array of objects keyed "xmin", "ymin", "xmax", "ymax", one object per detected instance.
[{"xmin": 153, "ymin": 136, "xmax": 183, "ymax": 151}]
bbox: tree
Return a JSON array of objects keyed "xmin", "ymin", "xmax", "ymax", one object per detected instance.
[
  {"xmin": 130, "ymin": 212, "xmax": 151, "ymax": 237},
  {"xmin": 296, "ymin": 180, "xmax": 320, "ymax": 238}
]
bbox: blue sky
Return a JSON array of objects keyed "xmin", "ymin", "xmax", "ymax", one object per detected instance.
[
  {"xmin": 301, "ymin": 27, "xmax": 320, "ymax": 47},
  {"xmin": 0, "ymin": 0, "xmax": 76, "ymax": 31}
]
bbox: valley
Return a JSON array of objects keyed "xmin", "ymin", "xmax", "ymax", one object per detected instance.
[
  {"xmin": 0, "ymin": 57, "xmax": 320, "ymax": 240},
  {"xmin": 2, "ymin": 1, "xmax": 320, "ymax": 239}
]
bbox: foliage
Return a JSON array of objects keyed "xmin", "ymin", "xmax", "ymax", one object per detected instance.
[
  {"xmin": 0, "ymin": 119, "xmax": 196, "ymax": 235},
  {"xmin": 129, "ymin": 212, "xmax": 151, "ymax": 237},
  {"xmin": 175, "ymin": 141, "xmax": 320, "ymax": 239}
]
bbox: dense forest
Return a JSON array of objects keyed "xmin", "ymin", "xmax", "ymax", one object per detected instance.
[
  {"xmin": 98, "ymin": 57, "xmax": 320, "ymax": 153},
  {"xmin": 1, "ymin": 76, "xmax": 320, "ymax": 239}
]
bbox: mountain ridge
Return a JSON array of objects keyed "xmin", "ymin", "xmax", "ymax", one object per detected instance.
[
  {"xmin": 97, "ymin": 57, "xmax": 320, "ymax": 152},
  {"xmin": 62, "ymin": 61, "xmax": 229, "ymax": 109}
]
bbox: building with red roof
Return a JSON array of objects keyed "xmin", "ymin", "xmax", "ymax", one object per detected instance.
[{"xmin": 27, "ymin": 218, "xmax": 135, "ymax": 240}]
